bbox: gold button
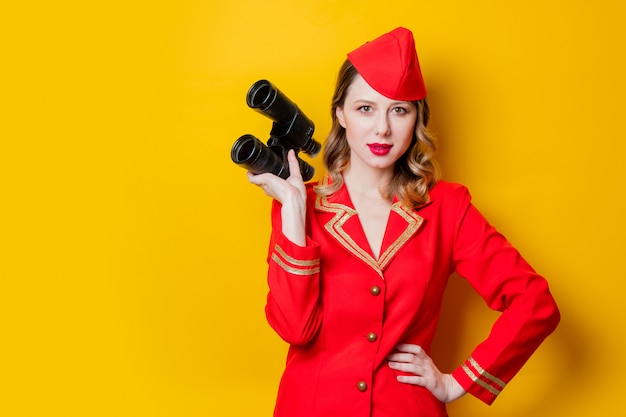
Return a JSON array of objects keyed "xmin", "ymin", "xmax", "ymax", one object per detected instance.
[
  {"xmin": 357, "ymin": 381, "xmax": 367, "ymax": 392},
  {"xmin": 367, "ymin": 332, "xmax": 377, "ymax": 342},
  {"xmin": 370, "ymin": 286, "xmax": 381, "ymax": 296}
]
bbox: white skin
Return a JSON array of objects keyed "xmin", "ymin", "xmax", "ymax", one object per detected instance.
[{"xmin": 248, "ymin": 74, "xmax": 466, "ymax": 403}]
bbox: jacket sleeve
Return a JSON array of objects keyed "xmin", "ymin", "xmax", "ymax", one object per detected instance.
[
  {"xmin": 448, "ymin": 186, "xmax": 560, "ymax": 405},
  {"xmin": 264, "ymin": 199, "xmax": 323, "ymax": 346}
]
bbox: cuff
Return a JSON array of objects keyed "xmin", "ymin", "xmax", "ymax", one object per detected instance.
[
  {"xmin": 270, "ymin": 231, "xmax": 320, "ymax": 276},
  {"xmin": 451, "ymin": 356, "xmax": 507, "ymax": 405}
]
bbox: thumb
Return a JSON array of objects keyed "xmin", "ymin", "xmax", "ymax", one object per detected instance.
[{"xmin": 286, "ymin": 149, "xmax": 303, "ymax": 180}]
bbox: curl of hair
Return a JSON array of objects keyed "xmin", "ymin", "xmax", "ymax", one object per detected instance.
[{"xmin": 314, "ymin": 60, "xmax": 441, "ymax": 208}]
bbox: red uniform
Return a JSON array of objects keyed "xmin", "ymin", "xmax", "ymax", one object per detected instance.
[{"xmin": 265, "ymin": 176, "xmax": 560, "ymax": 417}]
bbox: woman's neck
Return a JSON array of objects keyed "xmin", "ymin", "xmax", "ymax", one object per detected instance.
[{"xmin": 342, "ymin": 162, "xmax": 393, "ymax": 202}]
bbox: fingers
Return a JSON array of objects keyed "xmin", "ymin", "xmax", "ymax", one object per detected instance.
[
  {"xmin": 387, "ymin": 350, "xmax": 429, "ymax": 377},
  {"xmin": 387, "ymin": 344, "xmax": 429, "ymax": 366},
  {"xmin": 394, "ymin": 343, "xmax": 427, "ymax": 357},
  {"xmin": 388, "ymin": 361, "xmax": 426, "ymax": 376},
  {"xmin": 247, "ymin": 149, "xmax": 307, "ymax": 202},
  {"xmin": 286, "ymin": 149, "xmax": 303, "ymax": 182},
  {"xmin": 387, "ymin": 344, "xmax": 438, "ymax": 386},
  {"xmin": 247, "ymin": 171, "xmax": 282, "ymax": 199},
  {"xmin": 394, "ymin": 374, "xmax": 429, "ymax": 386},
  {"xmin": 247, "ymin": 170, "xmax": 272, "ymax": 189}
]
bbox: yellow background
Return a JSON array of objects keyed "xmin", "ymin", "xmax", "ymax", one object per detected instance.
[{"xmin": 2, "ymin": 1, "xmax": 625, "ymax": 415}]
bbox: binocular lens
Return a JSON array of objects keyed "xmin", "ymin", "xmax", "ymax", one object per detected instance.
[
  {"xmin": 231, "ymin": 134, "xmax": 315, "ymax": 182},
  {"xmin": 247, "ymin": 80, "xmax": 275, "ymax": 110},
  {"xmin": 231, "ymin": 134, "xmax": 287, "ymax": 179}
]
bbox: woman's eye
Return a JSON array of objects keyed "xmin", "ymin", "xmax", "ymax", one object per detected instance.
[
  {"xmin": 358, "ymin": 105, "xmax": 372, "ymax": 112},
  {"xmin": 393, "ymin": 107, "xmax": 408, "ymax": 114}
]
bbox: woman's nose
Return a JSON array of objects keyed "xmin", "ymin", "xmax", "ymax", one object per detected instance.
[{"xmin": 375, "ymin": 114, "xmax": 391, "ymax": 136}]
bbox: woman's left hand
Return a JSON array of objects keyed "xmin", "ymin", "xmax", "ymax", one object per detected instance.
[
  {"xmin": 247, "ymin": 149, "xmax": 308, "ymax": 246},
  {"xmin": 387, "ymin": 343, "xmax": 466, "ymax": 403}
]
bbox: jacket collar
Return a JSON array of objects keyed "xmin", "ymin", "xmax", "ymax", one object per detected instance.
[{"xmin": 314, "ymin": 174, "xmax": 426, "ymax": 278}]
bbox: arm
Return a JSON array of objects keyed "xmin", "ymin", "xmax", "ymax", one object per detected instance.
[
  {"xmin": 388, "ymin": 186, "xmax": 559, "ymax": 405},
  {"xmin": 449, "ymin": 187, "xmax": 560, "ymax": 404},
  {"xmin": 248, "ymin": 150, "xmax": 323, "ymax": 345}
]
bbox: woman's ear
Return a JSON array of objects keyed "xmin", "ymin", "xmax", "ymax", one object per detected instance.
[{"xmin": 336, "ymin": 106, "xmax": 346, "ymax": 128}]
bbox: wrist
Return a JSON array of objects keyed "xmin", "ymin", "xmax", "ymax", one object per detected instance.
[
  {"xmin": 280, "ymin": 199, "xmax": 306, "ymax": 247},
  {"xmin": 443, "ymin": 374, "xmax": 466, "ymax": 403}
]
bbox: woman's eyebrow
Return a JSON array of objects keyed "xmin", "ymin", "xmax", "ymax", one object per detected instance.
[{"xmin": 351, "ymin": 98, "xmax": 376, "ymax": 104}]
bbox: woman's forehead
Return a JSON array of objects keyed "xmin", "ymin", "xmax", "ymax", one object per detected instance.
[{"xmin": 346, "ymin": 75, "xmax": 415, "ymax": 107}]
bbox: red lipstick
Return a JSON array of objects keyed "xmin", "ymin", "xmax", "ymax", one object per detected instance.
[{"xmin": 368, "ymin": 143, "xmax": 392, "ymax": 156}]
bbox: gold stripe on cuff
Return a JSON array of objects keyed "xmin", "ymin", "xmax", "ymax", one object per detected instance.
[
  {"xmin": 468, "ymin": 357, "xmax": 507, "ymax": 389},
  {"xmin": 271, "ymin": 253, "xmax": 320, "ymax": 276},
  {"xmin": 461, "ymin": 364, "xmax": 502, "ymax": 396},
  {"xmin": 274, "ymin": 244, "xmax": 320, "ymax": 268}
]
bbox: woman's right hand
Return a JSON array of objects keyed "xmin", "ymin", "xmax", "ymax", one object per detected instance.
[
  {"xmin": 247, "ymin": 149, "xmax": 307, "ymax": 246},
  {"xmin": 387, "ymin": 344, "xmax": 466, "ymax": 403}
]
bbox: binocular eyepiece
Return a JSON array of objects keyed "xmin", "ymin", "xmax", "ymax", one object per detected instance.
[{"xmin": 231, "ymin": 80, "xmax": 321, "ymax": 181}]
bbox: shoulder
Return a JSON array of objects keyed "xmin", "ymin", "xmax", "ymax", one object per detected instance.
[
  {"xmin": 428, "ymin": 180, "xmax": 472, "ymax": 206},
  {"xmin": 416, "ymin": 180, "xmax": 476, "ymax": 229}
]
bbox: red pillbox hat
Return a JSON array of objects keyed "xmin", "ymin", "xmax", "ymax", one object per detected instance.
[{"xmin": 347, "ymin": 27, "xmax": 427, "ymax": 101}]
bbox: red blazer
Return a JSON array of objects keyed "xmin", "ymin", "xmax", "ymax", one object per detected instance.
[{"xmin": 265, "ymin": 177, "xmax": 560, "ymax": 417}]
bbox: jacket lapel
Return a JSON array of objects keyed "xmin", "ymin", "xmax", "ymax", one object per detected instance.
[
  {"xmin": 314, "ymin": 176, "xmax": 425, "ymax": 278},
  {"xmin": 378, "ymin": 201, "xmax": 424, "ymax": 270}
]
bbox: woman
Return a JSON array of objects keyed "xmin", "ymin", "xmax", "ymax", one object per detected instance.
[{"xmin": 248, "ymin": 27, "xmax": 560, "ymax": 417}]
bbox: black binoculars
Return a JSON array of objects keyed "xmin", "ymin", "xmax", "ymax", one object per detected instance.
[{"xmin": 230, "ymin": 80, "xmax": 321, "ymax": 181}]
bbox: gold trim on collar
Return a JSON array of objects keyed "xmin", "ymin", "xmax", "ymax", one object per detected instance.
[
  {"xmin": 314, "ymin": 176, "xmax": 424, "ymax": 278},
  {"xmin": 380, "ymin": 203, "xmax": 424, "ymax": 267}
]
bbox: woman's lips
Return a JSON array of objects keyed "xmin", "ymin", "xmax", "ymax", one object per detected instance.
[{"xmin": 368, "ymin": 143, "xmax": 392, "ymax": 156}]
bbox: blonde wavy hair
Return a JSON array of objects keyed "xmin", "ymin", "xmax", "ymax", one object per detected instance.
[{"xmin": 314, "ymin": 59, "xmax": 441, "ymax": 207}]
